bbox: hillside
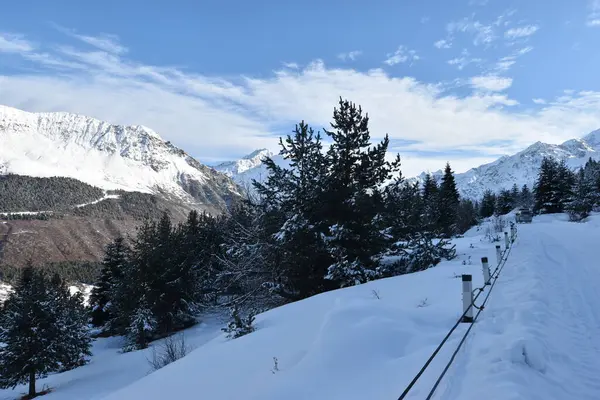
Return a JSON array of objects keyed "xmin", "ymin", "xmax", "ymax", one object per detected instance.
[
  {"xmin": 2, "ymin": 213, "xmax": 599, "ymax": 399},
  {"xmin": 0, "ymin": 174, "xmax": 197, "ymax": 268}
]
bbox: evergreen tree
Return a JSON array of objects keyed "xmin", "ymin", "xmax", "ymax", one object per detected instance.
[
  {"xmin": 0, "ymin": 266, "xmax": 57, "ymax": 398},
  {"xmin": 320, "ymin": 98, "xmax": 400, "ymax": 286},
  {"xmin": 534, "ymin": 157, "xmax": 575, "ymax": 213},
  {"xmin": 421, "ymin": 173, "xmax": 440, "ymax": 231},
  {"xmin": 495, "ymin": 189, "xmax": 514, "ymax": 215},
  {"xmin": 48, "ymin": 274, "xmax": 92, "ymax": 371},
  {"xmin": 520, "ymin": 184, "xmax": 533, "ymax": 209},
  {"xmin": 566, "ymin": 168, "xmax": 595, "ymax": 221},
  {"xmin": 479, "ymin": 189, "xmax": 496, "ymax": 218},
  {"xmin": 89, "ymin": 237, "xmax": 128, "ymax": 330},
  {"xmin": 437, "ymin": 163, "xmax": 460, "ymax": 237},
  {"xmin": 510, "ymin": 183, "xmax": 520, "ymax": 207},
  {"xmin": 456, "ymin": 199, "xmax": 479, "ymax": 233},
  {"xmin": 0, "ymin": 265, "xmax": 91, "ymax": 397},
  {"xmin": 253, "ymin": 121, "xmax": 335, "ymax": 300}
]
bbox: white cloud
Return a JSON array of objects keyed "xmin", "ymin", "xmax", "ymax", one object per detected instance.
[
  {"xmin": 504, "ymin": 25, "xmax": 539, "ymax": 39},
  {"xmin": 470, "ymin": 75, "xmax": 513, "ymax": 92},
  {"xmin": 492, "ymin": 46, "xmax": 532, "ymax": 72},
  {"xmin": 384, "ymin": 46, "xmax": 419, "ymax": 66},
  {"xmin": 533, "ymin": 98, "xmax": 546, "ymax": 104},
  {"xmin": 588, "ymin": 0, "xmax": 600, "ymax": 26},
  {"xmin": 420, "ymin": 16, "xmax": 430, "ymax": 24},
  {"xmin": 447, "ymin": 49, "xmax": 482, "ymax": 70},
  {"xmin": 337, "ymin": 50, "xmax": 362, "ymax": 62},
  {"xmin": 2, "ymin": 30, "xmax": 600, "ymax": 177},
  {"xmin": 0, "ymin": 33, "xmax": 34, "ymax": 53},
  {"xmin": 282, "ymin": 62, "xmax": 299, "ymax": 69},
  {"xmin": 434, "ymin": 39, "xmax": 452, "ymax": 49},
  {"xmin": 447, "ymin": 17, "xmax": 496, "ymax": 46}
]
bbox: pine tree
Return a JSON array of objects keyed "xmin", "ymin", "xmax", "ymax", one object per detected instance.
[
  {"xmin": 253, "ymin": 121, "xmax": 335, "ymax": 300},
  {"xmin": 0, "ymin": 266, "xmax": 58, "ymax": 398},
  {"xmin": 89, "ymin": 237, "xmax": 128, "ymax": 330},
  {"xmin": 566, "ymin": 168, "xmax": 595, "ymax": 221},
  {"xmin": 437, "ymin": 163, "xmax": 460, "ymax": 237},
  {"xmin": 421, "ymin": 173, "xmax": 440, "ymax": 232},
  {"xmin": 48, "ymin": 274, "xmax": 92, "ymax": 371},
  {"xmin": 479, "ymin": 189, "xmax": 496, "ymax": 218},
  {"xmin": 509, "ymin": 183, "xmax": 520, "ymax": 208},
  {"xmin": 456, "ymin": 199, "xmax": 479, "ymax": 233},
  {"xmin": 320, "ymin": 98, "xmax": 400, "ymax": 286},
  {"xmin": 520, "ymin": 184, "xmax": 533, "ymax": 209},
  {"xmin": 496, "ymin": 189, "xmax": 514, "ymax": 215}
]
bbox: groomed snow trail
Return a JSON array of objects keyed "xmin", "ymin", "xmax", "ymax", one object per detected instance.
[{"xmin": 436, "ymin": 215, "xmax": 600, "ymax": 400}]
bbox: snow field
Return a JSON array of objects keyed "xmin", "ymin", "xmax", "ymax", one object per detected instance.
[
  {"xmin": 101, "ymin": 222, "xmax": 507, "ymax": 400},
  {"xmin": 4, "ymin": 214, "xmax": 600, "ymax": 400}
]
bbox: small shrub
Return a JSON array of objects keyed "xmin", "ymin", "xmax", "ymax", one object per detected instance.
[
  {"xmin": 222, "ymin": 305, "xmax": 256, "ymax": 339},
  {"xmin": 147, "ymin": 333, "xmax": 189, "ymax": 371},
  {"xmin": 371, "ymin": 289, "xmax": 381, "ymax": 299}
]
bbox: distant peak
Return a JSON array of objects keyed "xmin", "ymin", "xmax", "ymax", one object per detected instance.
[
  {"xmin": 583, "ymin": 128, "xmax": 600, "ymax": 145},
  {"xmin": 242, "ymin": 148, "xmax": 273, "ymax": 160}
]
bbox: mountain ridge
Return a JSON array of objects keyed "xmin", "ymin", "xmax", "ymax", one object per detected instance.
[
  {"xmin": 0, "ymin": 105, "xmax": 241, "ymax": 213},
  {"xmin": 218, "ymin": 130, "xmax": 600, "ymax": 199}
]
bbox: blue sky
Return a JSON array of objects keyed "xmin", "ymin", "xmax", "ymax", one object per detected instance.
[{"xmin": 2, "ymin": 0, "xmax": 600, "ymax": 176}]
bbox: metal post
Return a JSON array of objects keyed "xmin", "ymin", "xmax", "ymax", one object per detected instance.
[
  {"xmin": 504, "ymin": 232, "xmax": 510, "ymax": 250},
  {"xmin": 496, "ymin": 245, "xmax": 502, "ymax": 266},
  {"xmin": 481, "ymin": 257, "xmax": 491, "ymax": 285},
  {"xmin": 461, "ymin": 274, "xmax": 474, "ymax": 323}
]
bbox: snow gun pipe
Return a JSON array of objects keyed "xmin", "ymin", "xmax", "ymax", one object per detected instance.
[
  {"xmin": 424, "ymin": 233, "xmax": 515, "ymax": 400},
  {"xmin": 396, "ymin": 230, "xmax": 517, "ymax": 400}
]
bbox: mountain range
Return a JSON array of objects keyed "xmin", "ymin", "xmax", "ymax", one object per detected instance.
[
  {"xmin": 216, "ymin": 131, "xmax": 600, "ymax": 199},
  {"xmin": 2, "ymin": 103, "xmax": 600, "ymax": 268}
]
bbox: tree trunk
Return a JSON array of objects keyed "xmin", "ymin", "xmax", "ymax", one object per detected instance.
[{"xmin": 28, "ymin": 369, "xmax": 36, "ymax": 398}]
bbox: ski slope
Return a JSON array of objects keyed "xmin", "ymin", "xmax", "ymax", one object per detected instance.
[{"xmin": 2, "ymin": 214, "xmax": 600, "ymax": 400}]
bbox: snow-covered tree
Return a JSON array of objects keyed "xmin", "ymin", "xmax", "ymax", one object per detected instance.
[
  {"xmin": 89, "ymin": 236, "xmax": 129, "ymax": 330},
  {"xmin": 566, "ymin": 168, "xmax": 595, "ymax": 221},
  {"xmin": 0, "ymin": 265, "xmax": 91, "ymax": 397},
  {"xmin": 437, "ymin": 163, "xmax": 460, "ymax": 237}
]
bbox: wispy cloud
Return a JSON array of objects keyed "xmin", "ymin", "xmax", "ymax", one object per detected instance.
[
  {"xmin": 434, "ymin": 39, "xmax": 452, "ymax": 49},
  {"xmin": 3, "ymin": 29, "xmax": 600, "ymax": 176},
  {"xmin": 282, "ymin": 62, "xmax": 299, "ymax": 69},
  {"xmin": 384, "ymin": 46, "xmax": 419, "ymax": 66},
  {"xmin": 447, "ymin": 49, "xmax": 483, "ymax": 70},
  {"xmin": 492, "ymin": 46, "xmax": 532, "ymax": 72},
  {"xmin": 337, "ymin": 50, "xmax": 362, "ymax": 62},
  {"xmin": 420, "ymin": 16, "xmax": 430, "ymax": 24},
  {"xmin": 52, "ymin": 25, "xmax": 128, "ymax": 54},
  {"xmin": 504, "ymin": 25, "xmax": 539, "ymax": 39},
  {"xmin": 447, "ymin": 16, "xmax": 496, "ymax": 47},
  {"xmin": 587, "ymin": 0, "xmax": 600, "ymax": 26},
  {"xmin": 0, "ymin": 33, "xmax": 34, "ymax": 53},
  {"xmin": 533, "ymin": 98, "xmax": 546, "ymax": 104},
  {"xmin": 470, "ymin": 75, "xmax": 513, "ymax": 92}
]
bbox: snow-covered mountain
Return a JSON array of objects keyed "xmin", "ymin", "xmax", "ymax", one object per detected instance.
[
  {"xmin": 213, "ymin": 148, "xmax": 289, "ymax": 189},
  {"xmin": 0, "ymin": 105, "xmax": 240, "ymax": 211},
  {"xmin": 414, "ymin": 129, "xmax": 600, "ymax": 199},
  {"xmin": 223, "ymin": 129, "xmax": 600, "ymax": 200}
]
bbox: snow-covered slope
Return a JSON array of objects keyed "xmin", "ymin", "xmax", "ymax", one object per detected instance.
[
  {"xmin": 0, "ymin": 105, "xmax": 240, "ymax": 210},
  {"xmin": 213, "ymin": 148, "xmax": 289, "ymax": 188},
  {"xmin": 94, "ymin": 213, "xmax": 600, "ymax": 400},
  {"xmin": 3, "ymin": 214, "xmax": 600, "ymax": 399},
  {"xmin": 413, "ymin": 130, "xmax": 600, "ymax": 199}
]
